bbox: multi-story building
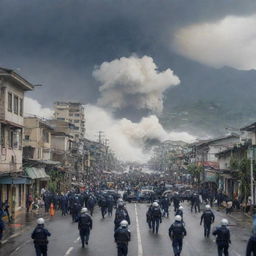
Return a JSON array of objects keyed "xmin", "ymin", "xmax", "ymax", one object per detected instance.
[
  {"xmin": 0, "ymin": 67, "xmax": 34, "ymax": 214},
  {"xmin": 53, "ymin": 101, "xmax": 85, "ymax": 140}
]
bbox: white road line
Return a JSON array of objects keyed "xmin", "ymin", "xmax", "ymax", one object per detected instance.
[
  {"xmin": 64, "ymin": 247, "xmax": 74, "ymax": 255},
  {"xmin": 9, "ymin": 233, "xmax": 21, "ymax": 239},
  {"xmin": 74, "ymin": 237, "xmax": 80, "ymax": 243},
  {"xmin": 1, "ymin": 239, "xmax": 8, "ymax": 244},
  {"xmin": 135, "ymin": 204, "xmax": 143, "ymax": 256},
  {"xmin": 232, "ymin": 250, "xmax": 241, "ymax": 256},
  {"xmin": 14, "ymin": 246, "xmax": 21, "ymax": 252}
]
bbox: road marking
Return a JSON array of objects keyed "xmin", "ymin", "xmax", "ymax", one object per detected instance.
[
  {"xmin": 9, "ymin": 233, "xmax": 21, "ymax": 239},
  {"xmin": 74, "ymin": 237, "xmax": 80, "ymax": 243},
  {"xmin": 1, "ymin": 239, "xmax": 8, "ymax": 244},
  {"xmin": 232, "ymin": 250, "xmax": 241, "ymax": 256},
  {"xmin": 64, "ymin": 247, "xmax": 74, "ymax": 255},
  {"xmin": 135, "ymin": 204, "xmax": 143, "ymax": 256},
  {"xmin": 14, "ymin": 246, "xmax": 21, "ymax": 252}
]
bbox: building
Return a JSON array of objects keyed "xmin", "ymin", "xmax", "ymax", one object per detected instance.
[
  {"xmin": 23, "ymin": 116, "xmax": 53, "ymax": 196},
  {"xmin": 53, "ymin": 102, "xmax": 85, "ymax": 140},
  {"xmin": 0, "ymin": 67, "xmax": 34, "ymax": 214}
]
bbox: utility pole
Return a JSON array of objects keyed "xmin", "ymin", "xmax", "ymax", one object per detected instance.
[
  {"xmin": 98, "ymin": 131, "xmax": 104, "ymax": 144},
  {"xmin": 250, "ymin": 146, "xmax": 254, "ymax": 206}
]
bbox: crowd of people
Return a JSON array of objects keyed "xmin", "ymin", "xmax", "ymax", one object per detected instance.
[{"xmin": 1, "ymin": 170, "xmax": 256, "ymax": 255}]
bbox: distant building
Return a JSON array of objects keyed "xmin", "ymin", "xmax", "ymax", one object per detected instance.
[
  {"xmin": 0, "ymin": 67, "xmax": 34, "ymax": 213},
  {"xmin": 53, "ymin": 101, "xmax": 85, "ymax": 140}
]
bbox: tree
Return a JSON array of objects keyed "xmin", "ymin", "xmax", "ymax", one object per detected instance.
[{"xmin": 187, "ymin": 164, "xmax": 203, "ymax": 186}]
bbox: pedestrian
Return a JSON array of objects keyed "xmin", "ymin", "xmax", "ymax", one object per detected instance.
[
  {"xmin": 77, "ymin": 208, "xmax": 93, "ymax": 248},
  {"xmin": 31, "ymin": 218, "xmax": 51, "ymax": 256},
  {"xmin": 26, "ymin": 193, "xmax": 33, "ymax": 213},
  {"xmin": 3, "ymin": 199, "xmax": 11, "ymax": 222},
  {"xmin": 246, "ymin": 231, "xmax": 256, "ymax": 256},
  {"xmin": 99, "ymin": 195, "xmax": 108, "ymax": 219},
  {"xmin": 212, "ymin": 219, "xmax": 231, "ymax": 256},
  {"xmin": 161, "ymin": 195, "xmax": 170, "ymax": 217},
  {"xmin": 114, "ymin": 220, "xmax": 131, "ymax": 256},
  {"xmin": 0, "ymin": 217, "xmax": 4, "ymax": 242},
  {"xmin": 169, "ymin": 215, "xmax": 187, "ymax": 256},
  {"xmin": 200, "ymin": 204, "xmax": 215, "ymax": 238}
]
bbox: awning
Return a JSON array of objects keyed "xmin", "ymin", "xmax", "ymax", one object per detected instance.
[
  {"xmin": 0, "ymin": 176, "xmax": 32, "ymax": 184},
  {"xmin": 25, "ymin": 167, "xmax": 50, "ymax": 180}
]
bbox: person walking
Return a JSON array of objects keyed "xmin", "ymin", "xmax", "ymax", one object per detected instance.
[
  {"xmin": 31, "ymin": 218, "xmax": 51, "ymax": 256},
  {"xmin": 77, "ymin": 208, "xmax": 93, "ymax": 248},
  {"xmin": 169, "ymin": 215, "xmax": 187, "ymax": 256},
  {"xmin": 114, "ymin": 220, "xmax": 131, "ymax": 256},
  {"xmin": 212, "ymin": 219, "xmax": 231, "ymax": 256}
]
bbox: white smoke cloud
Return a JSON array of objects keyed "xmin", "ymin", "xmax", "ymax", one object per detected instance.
[
  {"xmin": 93, "ymin": 55, "xmax": 180, "ymax": 113},
  {"xmin": 85, "ymin": 104, "xmax": 195, "ymax": 163},
  {"xmin": 174, "ymin": 14, "xmax": 256, "ymax": 70},
  {"xmin": 24, "ymin": 97, "xmax": 54, "ymax": 119}
]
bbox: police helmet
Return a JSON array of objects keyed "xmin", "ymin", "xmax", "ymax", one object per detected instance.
[
  {"xmin": 221, "ymin": 219, "xmax": 228, "ymax": 226},
  {"xmin": 205, "ymin": 205, "xmax": 211, "ymax": 210},
  {"xmin": 175, "ymin": 215, "xmax": 182, "ymax": 222},
  {"xmin": 37, "ymin": 218, "xmax": 45, "ymax": 225},
  {"xmin": 81, "ymin": 207, "xmax": 88, "ymax": 213},
  {"xmin": 120, "ymin": 220, "xmax": 128, "ymax": 227},
  {"xmin": 152, "ymin": 202, "xmax": 159, "ymax": 207},
  {"xmin": 179, "ymin": 206, "xmax": 184, "ymax": 210}
]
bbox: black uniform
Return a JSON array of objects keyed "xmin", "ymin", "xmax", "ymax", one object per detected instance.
[
  {"xmin": 200, "ymin": 209, "xmax": 215, "ymax": 237},
  {"xmin": 114, "ymin": 207, "xmax": 130, "ymax": 230},
  {"xmin": 246, "ymin": 234, "xmax": 256, "ymax": 256},
  {"xmin": 31, "ymin": 224, "xmax": 51, "ymax": 256},
  {"xmin": 78, "ymin": 212, "xmax": 93, "ymax": 247},
  {"xmin": 169, "ymin": 221, "xmax": 187, "ymax": 256},
  {"xmin": 150, "ymin": 206, "xmax": 162, "ymax": 234},
  {"xmin": 114, "ymin": 226, "xmax": 131, "ymax": 256},
  {"xmin": 212, "ymin": 225, "xmax": 231, "ymax": 256}
]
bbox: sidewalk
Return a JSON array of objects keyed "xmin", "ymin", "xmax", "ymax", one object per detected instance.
[{"xmin": 1, "ymin": 208, "xmax": 49, "ymax": 245}]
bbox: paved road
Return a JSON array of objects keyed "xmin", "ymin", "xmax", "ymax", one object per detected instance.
[{"xmin": 0, "ymin": 202, "xmax": 251, "ymax": 255}]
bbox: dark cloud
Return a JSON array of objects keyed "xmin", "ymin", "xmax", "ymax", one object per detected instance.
[{"xmin": 0, "ymin": 0, "xmax": 256, "ymax": 123}]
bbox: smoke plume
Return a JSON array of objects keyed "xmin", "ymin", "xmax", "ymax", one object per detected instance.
[
  {"xmin": 24, "ymin": 97, "xmax": 54, "ymax": 119},
  {"xmin": 93, "ymin": 55, "xmax": 180, "ymax": 113},
  {"xmin": 85, "ymin": 105, "xmax": 195, "ymax": 163}
]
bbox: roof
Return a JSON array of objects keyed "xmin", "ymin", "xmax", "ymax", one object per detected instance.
[
  {"xmin": 25, "ymin": 167, "xmax": 50, "ymax": 180},
  {"xmin": 241, "ymin": 122, "xmax": 256, "ymax": 132},
  {"xmin": 194, "ymin": 135, "xmax": 239, "ymax": 148},
  {"xmin": 0, "ymin": 67, "xmax": 34, "ymax": 91}
]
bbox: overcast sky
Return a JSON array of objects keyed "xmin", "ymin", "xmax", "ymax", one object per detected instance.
[{"xmin": 1, "ymin": 0, "xmax": 256, "ymax": 113}]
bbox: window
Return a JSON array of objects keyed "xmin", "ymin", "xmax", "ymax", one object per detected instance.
[
  {"xmin": 25, "ymin": 135, "xmax": 30, "ymax": 141},
  {"xmin": 8, "ymin": 130, "xmax": 14, "ymax": 148},
  {"xmin": 74, "ymin": 120, "xmax": 79, "ymax": 123},
  {"xmin": 75, "ymin": 114, "xmax": 80, "ymax": 117},
  {"xmin": 19, "ymin": 98, "xmax": 23, "ymax": 116},
  {"xmin": 8, "ymin": 93, "xmax": 12, "ymax": 112},
  {"xmin": 1, "ymin": 125, "xmax": 5, "ymax": 147},
  {"xmin": 14, "ymin": 95, "xmax": 18, "ymax": 114},
  {"xmin": 43, "ymin": 130, "xmax": 49, "ymax": 143}
]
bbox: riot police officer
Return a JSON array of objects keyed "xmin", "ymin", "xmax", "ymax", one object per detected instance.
[
  {"xmin": 212, "ymin": 219, "xmax": 231, "ymax": 256},
  {"xmin": 150, "ymin": 202, "xmax": 162, "ymax": 234},
  {"xmin": 246, "ymin": 231, "xmax": 256, "ymax": 256},
  {"xmin": 114, "ymin": 202, "xmax": 130, "ymax": 230},
  {"xmin": 200, "ymin": 204, "xmax": 215, "ymax": 238},
  {"xmin": 77, "ymin": 207, "xmax": 93, "ymax": 248},
  {"xmin": 169, "ymin": 215, "xmax": 187, "ymax": 256},
  {"xmin": 175, "ymin": 206, "xmax": 184, "ymax": 220},
  {"xmin": 114, "ymin": 220, "xmax": 131, "ymax": 256},
  {"xmin": 31, "ymin": 218, "xmax": 51, "ymax": 256}
]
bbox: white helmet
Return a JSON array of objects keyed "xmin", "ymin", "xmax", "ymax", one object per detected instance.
[
  {"xmin": 152, "ymin": 202, "xmax": 159, "ymax": 207},
  {"xmin": 120, "ymin": 220, "xmax": 128, "ymax": 227},
  {"xmin": 81, "ymin": 207, "xmax": 88, "ymax": 213},
  {"xmin": 205, "ymin": 205, "xmax": 211, "ymax": 210},
  {"xmin": 175, "ymin": 215, "xmax": 182, "ymax": 222},
  {"xmin": 179, "ymin": 206, "xmax": 184, "ymax": 210},
  {"xmin": 37, "ymin": 218, "xmax": 45, "ymax": 225},
  {"xmin": 221, "ymin": 219, "xmax": 228, "ymax": 226}
]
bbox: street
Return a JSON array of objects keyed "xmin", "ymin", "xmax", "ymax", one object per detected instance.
[{"xmin": 0, "ymin": 202, "xmax": 251, "ymax": 256}]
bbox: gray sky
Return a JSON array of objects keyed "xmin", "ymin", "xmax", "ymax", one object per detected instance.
[{"xmin": 1, "ymin": 0, "xmax": 256, "ymax": 124}]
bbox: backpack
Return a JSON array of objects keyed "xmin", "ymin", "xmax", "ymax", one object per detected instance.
[
  {"xmin": 152, "ymin": 207, "xmax": 160, "ymax": 218},
  {"xmin": 171, "ymin": 223, "xmax": 184, "ymax": 239},
  {"xmin": 79, "ymin": 214, "xmax": 91, "ymax": 229}
]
